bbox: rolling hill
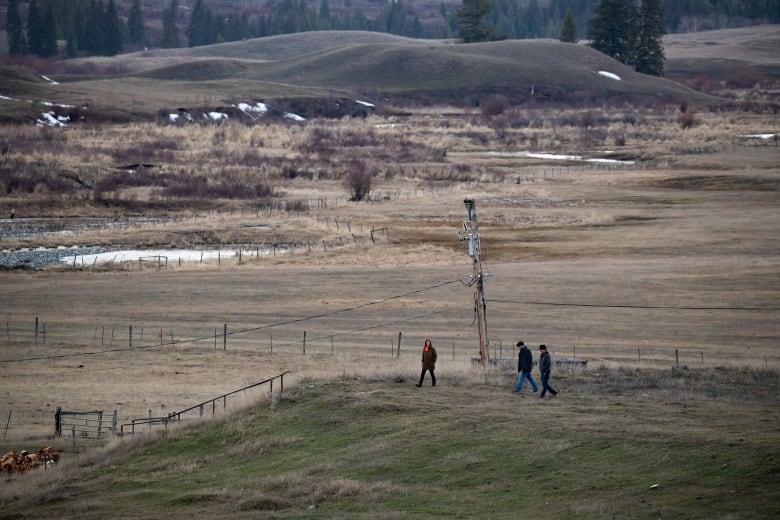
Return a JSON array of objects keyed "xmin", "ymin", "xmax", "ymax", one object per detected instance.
[{"xmin": 0, "ymin": 30, "xmax": 725, "ymax": 123}]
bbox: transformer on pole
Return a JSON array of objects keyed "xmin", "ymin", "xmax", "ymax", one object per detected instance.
[{"xmin": 460, "ymin": 198, "xmax": 489, "ymax": 367}]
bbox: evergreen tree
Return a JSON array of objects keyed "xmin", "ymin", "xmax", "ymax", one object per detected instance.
[
  {"xmin": 127, "ymin": 0, "xmax": 146, "ymax": 47},
  {"xmin": 26, "ymin": 0, "xmax": 44, "ymax": 56},
  {"xmin": 160, "ymin": 0, "xmax": 181, "ymax": 48},
  {"xmin": 559, "ymin": 8, "xmax": 578, "ymax": 43},
  {"xmin": 81, "ymin": 0, "xmax": 104, "ymax": 55},
  {"xmin": 187, "ymin": 0, "xmax": 209, "ymax": 47},
  {"xmin": 6, "ymin": 0, "xmax": 28, "ymax": 56},
  {"xmin": 456, "ymin": 0, "xmax": 496, "ymax": 43},
  {"xmin": 39, "ymin": 4, "xmax": 58, "ymax": 57},
  {"xmin": 588, "ymin": 0, "xmax": 635, "ymax": 64},
  {"xmin": 318, "ymin": 0, "xmax": 332, "ymax": 28},
  {"xmin": 102, "ymin": 0, "xmax": 122, "ymax": 56},
  {"xmin": 633, "ymin": 0, "xmax": 664, "ymax": 75}
]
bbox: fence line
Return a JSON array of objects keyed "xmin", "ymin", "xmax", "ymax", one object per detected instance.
[
  {"xmin": 55, "ymin": 408, "xmax": 117, "ymax": 439},
  {"xmin": 118, "ymin": 371, "xmax": 290, "ymax": 435},
  {"xmin": 3, "ymin": 316, "xmax": 777, "ymax": 371}
]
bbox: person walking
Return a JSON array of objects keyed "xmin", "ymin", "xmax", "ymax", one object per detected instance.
[
  {"xmin": 514, "ymin": 340, "xmax": 538, "ymax": 394},
  {"xmin": 415, "ymin": 339, "xmax": 437, "ymax": 387},
  {"xmin": 538, "ymin": 344, "xmax": 558, "ymax": 398}
]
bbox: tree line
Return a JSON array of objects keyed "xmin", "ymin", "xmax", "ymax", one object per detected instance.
[{"xmin": 6, "ymin": 0, "xmax": 778, "ymax": 59}]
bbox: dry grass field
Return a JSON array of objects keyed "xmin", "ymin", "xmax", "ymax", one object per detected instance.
[
  {"xmin": 0, "ymin": 106, "xmax": 778, "ymax": 452},
  {"xmin": 0, "ymin": 28, "xmax": 779, "ymax": 517}
]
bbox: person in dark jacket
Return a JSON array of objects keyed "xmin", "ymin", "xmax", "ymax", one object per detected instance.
[
  {"xmin": 513, "ymin": 340, "xmax": 538, "ymax": 394},
  {"xmin": 416, "ymin": 339, "xmax": 437, "ymax": 387},
  {"xmin": 538, "ymin": 344, "xmax": 558, "ymax": 398}
]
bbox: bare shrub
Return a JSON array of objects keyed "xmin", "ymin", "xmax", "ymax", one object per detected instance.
[
  {"xmin": 285, "ymin": 199, "xmax": 309, "ymax": 214},
  {"xmin": 481, "ymin": 94, "xmax": 510, "ymax": 117},
  {"xmin": 677, "ymin": 106, "xmax": 697, "ymax": 130},
  {"xmin": 725, "ymin": 69, "xmax": 765, "ymax": 89},
  {"xmin": 579, "ymin": 128, "xmax": 607, "ymax": 147},
  {"xmin": 342, "ymin": 159, "xmax": 373, "ymax": 202}
]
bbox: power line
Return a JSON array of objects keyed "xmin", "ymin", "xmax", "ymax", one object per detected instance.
[
  {"xmin": 0, "ymin": 279, "xmax": 463, "ymax": 365},
  {"xmin": 488, "ymin": 299, "xmax": 779, "ymax": 311}
]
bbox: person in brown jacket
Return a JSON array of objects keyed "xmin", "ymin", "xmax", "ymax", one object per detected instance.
[{"xmin": 415, "ymin": 339, "xmax": 437, "ymax": 387}]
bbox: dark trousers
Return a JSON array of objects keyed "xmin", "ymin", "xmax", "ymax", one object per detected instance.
[
  {"xmin": 418, "ymin": 368, "xmax": 436, "ymax": 386},
  {"xmin": 540, "ymin": 372, "xmax": 557, "ymax": 397}
]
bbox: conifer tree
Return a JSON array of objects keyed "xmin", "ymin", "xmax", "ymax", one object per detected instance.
[
  {"xmin": 587, "ymin": 0, "xmax": 635, "ymax": 65},
  {"xmin": 26, "ymin": 0, "xmax": 44, "ymax": 56},
  {"xmin": 559, "ymin": 8, "xmax": 578, "ymax": 43},
  {"xmin": 127, "ymin": 0, "xmax": 146, "ymax": 48},
  {"xmin": 456, "ymin": 0, "xmax": 496, "ymax": 43},
  {"xmin": 187, "ymin": 0, "xmax": 210, "ymax": 47},
  {"xmin": 6, "ymin": 0, "xmax": 28, "ymax": 56},
  {"xmin": 39, "ymin": 4, "xmax": 58, "ymax": 57},
  {"xmin": 160, "ymin": 0, "xmax": 181, "ymax": 48},
  {"xmin": 82, "ymin": 0, "xmax": 104, "ymax": 55},
  {"xmin": 102, "ymin": 0, "xmax": 123, "ymax": 56},
  {"xmin": 633, "ymin": 0, "xmax": 665, "ymax": 76}
]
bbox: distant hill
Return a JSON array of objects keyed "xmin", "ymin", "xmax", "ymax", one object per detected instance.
[
  {"xmin": 664, "ymin": 24, "xmax": 780, "ymax": 83},
  {"xmin": 0, "ymin": 31, "xmax": 723, "ymax": 123}
]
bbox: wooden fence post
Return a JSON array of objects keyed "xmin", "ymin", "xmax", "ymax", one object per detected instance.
[
  {"xmin": 303, "ymin": 331, "xmax": 306, "ymax": 354},
  {"xmin": 223, "ymin": 324, "xmax": 227, "ymax": 351},
  {"xmin": 397, "ymin": 332, "xmax": 402, "ymax": 358}
]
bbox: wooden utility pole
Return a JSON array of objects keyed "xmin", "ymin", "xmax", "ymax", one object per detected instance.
[{"xmin": 462, "ymin": 199, "xmax": 489, "ymax": 367}]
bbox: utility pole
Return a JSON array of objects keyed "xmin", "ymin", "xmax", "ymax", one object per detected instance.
[{"xmin": 460, "ymin": 199, "xmax": 489, "ymax": 367}]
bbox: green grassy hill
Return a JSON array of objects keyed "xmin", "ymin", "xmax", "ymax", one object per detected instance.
[
  {"xmin": 0, "ymin": 31, "xmax": 715, "ymax": 123},
  {"xmin": 2, "ymin": 370, "xmax": 777, "ymax": 519}
]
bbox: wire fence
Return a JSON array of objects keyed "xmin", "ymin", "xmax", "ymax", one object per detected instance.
[{"xmin": 2, "ymin": 316, "xmax": 776, "ymax": 371}]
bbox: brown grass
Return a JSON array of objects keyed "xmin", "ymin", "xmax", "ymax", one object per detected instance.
[{"xmin": 0, "ymin": 106, "xmax": 778, "ymax": 456}]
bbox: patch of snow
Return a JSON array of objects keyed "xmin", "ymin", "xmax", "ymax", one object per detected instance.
[
  {"xmin": 236, "ymin": 102, "xmax": 268, "ymax": 114},
  {"xmin": 587, "ymin": 158, "xmax": 635, "ymax": 165},
  {"xmin": 0, "ymin": 94, "xmax": 15, "ymax": 100},
  {"xmin": 205, "ymin": 112, "xmax": 228, "ymax": 121},
  {"xmin": 36, "ymin": 112, "xmax": 67, "ymax": 127},
  {"xmin": 742, "ymin": 133, "xmax": 776, "ymax": 139},
  {"xmin": 598, "ymin": 71, "xmax": 621, "ymax": 81},
  {"xmin": 59, "ymin": 248, "xmax": 280, "ymax": 266},
  {"xmin": 485, "ymin": 151, "xmax": 634, "ymax": 165},
  {"xmin": 525, "ymin": 152, "xmax": 582, "ymax": 161},
  {"xmin": 41, "ymin": 75, "xmax": 59, "ymax": 85},
  {"xmin": 355, "ymin": 100, "xmax": 375, "ymax": 107},
  {"xmin": 169, "ymin": 113, "xmax": 179, "ymax": 123},
  {"xmin": 284, "ymin": 112, "xmax": 306, "ymax": 122},
  {"xmin": 39, "ymin": 100, "xmax": 75, "ymax": 108}
]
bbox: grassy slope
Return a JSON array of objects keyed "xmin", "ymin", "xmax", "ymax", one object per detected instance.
[
  {"xmin": 664, "ymin": 24, "xmax": 780, "ymax": 78},
  {"xmin": 2, "ymin": 370, "xmax": 778, "ymax": 519},
  {"xmin": 0, "ymin": 31, "xmax": 716, "ymax": 123}
]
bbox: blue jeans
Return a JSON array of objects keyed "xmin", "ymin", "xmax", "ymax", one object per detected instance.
[
  {"xmin": 540, "ymin": 372, "xmax": 557, "ymax": 397},
  {"xmin": 514, "ymin": 371, "xmax": 538, "ymax": 393}
]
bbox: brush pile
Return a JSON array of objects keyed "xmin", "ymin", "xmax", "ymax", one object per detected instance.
[{"xmin": 1, "ymin": 447, "xmax": 60, "ymax": 472}]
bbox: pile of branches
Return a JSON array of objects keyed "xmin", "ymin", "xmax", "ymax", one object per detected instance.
[{"xmin": 0, "ymin": 447, "xmax": 60, "ymax": 473}]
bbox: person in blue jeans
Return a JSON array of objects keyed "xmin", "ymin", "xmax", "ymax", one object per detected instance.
[
  {"xmin": 513, "ymin": 341, "xmax": 538, "ymax": 394},
  {"xmin": 538, "ymin": 344, "xmax": 558, "ymax": 398}
]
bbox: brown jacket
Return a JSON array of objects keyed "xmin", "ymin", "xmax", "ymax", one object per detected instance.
[{"xmin": 422, "ymin": 345, "xmax": 437, "ymax": 370}]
